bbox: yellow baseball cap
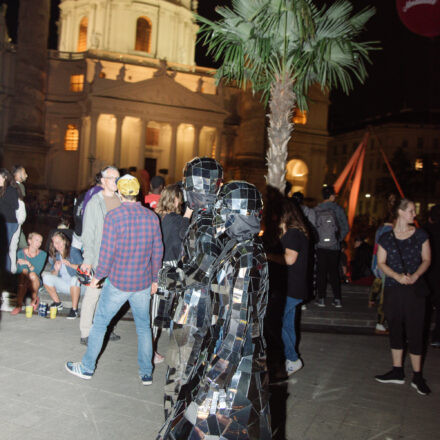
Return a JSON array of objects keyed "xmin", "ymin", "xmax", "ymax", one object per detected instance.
[{"xmin": 117, "ymin": 174, "xmax": 140, "ymax": 196}]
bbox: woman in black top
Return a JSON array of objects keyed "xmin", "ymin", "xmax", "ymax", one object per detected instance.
[
  {"xmin": 268, "ymin": 199, "xmax": 310, "ymax": 376},
  {"xmin": 376, "ymin": 198, "xmax": 431, "ymax": 395},
  {"xmin": 153, "ymin": 184, "xmax": 192, "ymax": 363},
  {"xmin": 0, "ymin": 168, "xmax": 20, "ymax": 272}
]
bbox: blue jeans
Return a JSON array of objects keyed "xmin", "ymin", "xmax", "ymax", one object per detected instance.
[
  {"xmin": 81, "ymin": 280, "xmax": 153, "ymax": 376},
  {"xmin": 282, "ymin": 297, "xmax": 302, "ymax": 362}
]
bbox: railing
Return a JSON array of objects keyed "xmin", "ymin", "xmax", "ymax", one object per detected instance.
[{"xmin": 48, "ymin": 50, "xmax": 86, "ymax": 60}]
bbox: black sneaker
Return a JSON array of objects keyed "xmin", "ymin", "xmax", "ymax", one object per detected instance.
[
  {"xmin": 66, "ymin": 308, "xmax": 79, "ymax": 320},
  {"xmin": 411, "ymin": 377, "xmax": 431, "ymax": 395},
  {"xmin": 375, "ymin": 369, "xmax": 405, "ymax": 384},
  {"xmin": 49, "ymin": 301, "xmax": 63, "ymax": 311},
  {"xmin": 332, "ymin": 299, "xmax": 342, "ymax": 308}
]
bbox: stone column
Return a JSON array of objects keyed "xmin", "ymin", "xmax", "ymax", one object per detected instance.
[
  {"xmin": 113, "ymin": 116, "xmax": 123, "ymax": 166},
  {"xmin": 138, "ymin": 119, "xmax": 146, "ymax": 170},
  {"xmin": 88, "ymin": 113, "xmax": 98, "ymax": 179},
  {"xmin": 169, "ymin": 123, "xmax": 178, "ymax": 183},
  {"xmin": 215, "ymin": 127, "xmax": 223, "ymax": 162},
  {"xmin": 192, "ymin": 125, "xmax": 201, "ymax": 157},
  {"xmin": 3, "ymin": 0, "xmax": 51, "ymax": 185}
]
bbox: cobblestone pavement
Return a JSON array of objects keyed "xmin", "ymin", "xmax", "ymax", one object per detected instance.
[{"xmin": 0, "ymin": 311, "xmax": 439, "ymax": 440}]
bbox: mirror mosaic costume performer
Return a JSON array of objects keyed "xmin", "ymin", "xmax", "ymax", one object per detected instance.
[
  {"xmin": 159, "ymin": 181, "xmax": 271, "ymax": 440},
  {"xmin": 156, "ymin": 157, "xmax": 225, "ymax": 434}
]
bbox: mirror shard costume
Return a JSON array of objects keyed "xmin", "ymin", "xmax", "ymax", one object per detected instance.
[
  {"xmin": 156, "ymin": 157, "xmax": 225, "ymax": 431},
  {"xmin": 159, "ymin": 180, "xmax": 271, "ymax": 440}
]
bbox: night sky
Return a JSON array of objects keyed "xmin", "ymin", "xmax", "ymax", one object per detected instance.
[{"xmin": 2, "ymin": 0, "xmax": 439, "ymax": 133}]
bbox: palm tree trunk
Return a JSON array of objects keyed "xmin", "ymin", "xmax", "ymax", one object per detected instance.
[{"xmin": 265, "ymin": 74, "xmax": 296, "ymax": 194}]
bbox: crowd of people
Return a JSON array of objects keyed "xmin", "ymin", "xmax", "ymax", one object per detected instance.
[{"xmin": 1, "ymin": 158, "xmax": 439, "ymax": 439}]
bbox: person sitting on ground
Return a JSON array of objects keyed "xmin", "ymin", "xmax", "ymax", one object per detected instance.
[
  {"xmin": 144, "ymin": 175, "xmax": 165, "ymax": 210},
  {"xmin": 154, "ymin": 184, "xmax": 192, "ymax": 363},
  {"xmin": 42, "ymin": 231, "xmax": 83, "ymax": 319},
  {"xmin": 11, "ymin": 232, "xmax": 47, "ymax": 315}
]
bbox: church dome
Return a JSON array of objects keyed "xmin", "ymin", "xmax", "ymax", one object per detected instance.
[{"xmin": 58, "ymin": 0, "xmax": 198, "ymax": 65}]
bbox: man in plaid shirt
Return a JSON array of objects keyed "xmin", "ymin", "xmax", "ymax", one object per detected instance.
[{"xmin": 66, "ymin": 174, "xmax": 163, "ymax": 385}]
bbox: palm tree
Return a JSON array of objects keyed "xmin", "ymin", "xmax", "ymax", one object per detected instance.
[{"xmin": 198, "ymin": 0, "xmax": 378, "ymax": 193}]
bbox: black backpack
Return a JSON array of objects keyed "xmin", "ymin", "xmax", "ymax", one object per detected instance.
[{"xmin": 315, "ymin": 208, "xmax": 339, "ymax": 248}]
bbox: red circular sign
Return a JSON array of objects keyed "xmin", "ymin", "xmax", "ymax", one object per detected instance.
[{"xmin": 396, "ymin": 0, "xmax": 440, "ymax": 37}]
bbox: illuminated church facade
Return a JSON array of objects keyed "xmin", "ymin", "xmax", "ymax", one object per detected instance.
[{"xmin": 0, "ymin": 0, "xmax": 330, "ymax": 199}]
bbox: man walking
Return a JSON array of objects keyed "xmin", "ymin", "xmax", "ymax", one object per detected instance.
[
  {"xmin": 314, "ymin": 185, "xmax": 349, "ymax": 308},
  {"xmin": 78, "ymin": 166, "xmax": 121, "ymax": 334},
  {"xmin": 66, "ymin": 175, "xmax": 163, "ymax": 384}
]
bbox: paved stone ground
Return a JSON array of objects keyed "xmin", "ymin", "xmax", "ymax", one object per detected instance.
[{"xmin": 1, "ymin": 311, "xmax": 439, "ymax": 440}]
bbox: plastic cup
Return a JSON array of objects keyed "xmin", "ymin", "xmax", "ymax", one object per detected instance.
[
  {"xmin": 50, "ymin": 306, "xmax": 57, "ymax": 319},
  {"xmin": 25, "ymin": 305, "xmax": 33, "ymax": 318}
]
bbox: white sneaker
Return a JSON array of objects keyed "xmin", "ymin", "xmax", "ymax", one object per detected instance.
[
  {"xmin": 375, "ymin": 323, "xmax": 386, "ymax": 332},
  {"xmin": 286, "ymin": 359, "xmax": 303, "ymax": 376}
]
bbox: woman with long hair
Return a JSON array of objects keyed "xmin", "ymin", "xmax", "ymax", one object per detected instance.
[
  {"xmin": 42, "ymin": 231, "xmax": 83, "ymax": 319},
  {"xmin": 376, "ymin": 198, "xmax": 431, "ymax": 395},
  {"xmin": 267, "ymin": 199, "xmax": 310, "ymax": 376},
  {"xmin": 0, "ymin": 168, "xmax": 21, "ymax": 272},
  {"xmin": 153, "ymin": 184, "xmax": 192, "ymax": 363},
  {"xmin": 11, "ymin": 233, "xmax": 47, "ymax": 315}
]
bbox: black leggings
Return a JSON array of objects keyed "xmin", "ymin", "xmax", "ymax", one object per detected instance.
[{"xmin": 384, "ymin": 285, "xmax": 425, "ymax": 355}]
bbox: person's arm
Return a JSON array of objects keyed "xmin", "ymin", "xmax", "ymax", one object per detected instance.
[
  {"xmin": 377, "ymin": 244, "xmax": 410, "ymax": 285},
  {"xmin": 178, "ymin": 208, "xmax": 192, "ymax": 240},
  {"xmin": 81, "ymin": 198, "xmax": 98, "ymax": 269},
  {"xmin": 93, "ymin": 215, "xmax": 116, "ymax": 282},
  {"xmin": 267, "ymin": 228, "xmax": 300, "ymax": 266},
  {"xmin": 336, "ymin": 206, "xmax": 349, "ymax": 241},
  {"xmin": 408, "ymin": 240, "xmax": 431, "ymax": 284},
  {"xmin": 267, "ymin": 248, "xmax": 298, "ymax": 266},
  {"xmin": 151, "ymin": 216, "xmax": 164, "ymax": 290}
]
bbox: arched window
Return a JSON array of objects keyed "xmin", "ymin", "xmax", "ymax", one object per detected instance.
[
  {"xmin": 77, "ymin": 17, "xmax": 88, "ymax": 52},
  {"xmin": 135, "ymin": 17, "xmax": 152, "ymax": 52},
  {"xmin": 286, "ymin": 159, "xmax": 308, "ymax": 195},
  {"xmin": 64, "ymin": 124, "xmax": 79, "ymax": 151}
]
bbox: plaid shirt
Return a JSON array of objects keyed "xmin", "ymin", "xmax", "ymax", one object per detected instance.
[{"xmin": 95, "ymin": 202, "xmax": 163, "ymax": 292}]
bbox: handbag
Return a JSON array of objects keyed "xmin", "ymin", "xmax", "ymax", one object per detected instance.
[{"xmin": 391, "ymin": 231, "xmax": 430, "ymax": 298}]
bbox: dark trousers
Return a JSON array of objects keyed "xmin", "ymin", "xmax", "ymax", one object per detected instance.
[
  {"xmin": 384, "ymin": 285, "xmax": 425, "ymax": 355},
  {"xmin": 316, "ymin": 248, "xmax": 341, "ymax": 300}
]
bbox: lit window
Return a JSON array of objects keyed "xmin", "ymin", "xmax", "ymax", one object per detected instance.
[
  {"xmin": 415, "ymin": 202, "xmax": 421, "ymax": 215},
  {"xmin": 77, "ymin": 17, "xmax": 88, "ymax": 52},
  {"xmin": 292, "ymin": 108, "xmax": 307, "ymax": 125},
  {"xmin": 415, "ymin": 158, "xmax": 423, "ymax": 170},
  {"xmin": 70, "ymin": 74, "xmax": 84, "ymax": 92},
  {"xmin": 64, "ymin": 124, "xmax": 79, "ymax": 151},
  {"xmin": 286, "ymin": 159, "xmax": 308, "ymax": 195},
  {"xmin": 135, "ymin": 17, "xmax": 152, "ymax": 52},
  {"xmin": 146, "ymin": 127, "xmax": 159, "ymax": 146}
]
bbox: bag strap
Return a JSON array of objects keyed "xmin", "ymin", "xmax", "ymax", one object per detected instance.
[{"xmin": 391, "ymin": 231, "xmax": 408, "ymax": 274}]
